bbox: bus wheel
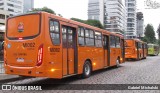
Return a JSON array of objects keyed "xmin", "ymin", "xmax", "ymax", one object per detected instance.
[
  {"xmin": 82, "ymin": 61, "xmax": 91, "ymax": 78},
  {"xmin": 116, "ymin": 58, "xmax": 120, "ymax": 68},
  {"xmin": 156, "ymin": 53, "xmax": 159, "ymax": 56}
]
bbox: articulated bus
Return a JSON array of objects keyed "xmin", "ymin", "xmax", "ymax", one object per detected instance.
[
  {"xmin": 4, "ymin": 12, "xmax": 125, "ymax": 79},
  {"xmin": 148, "ymin": 44, "xmax": 159, "ymax": 56},
  {"xmin": 125, "ymin": 39, "xmax": 147, "ymax": 60}
]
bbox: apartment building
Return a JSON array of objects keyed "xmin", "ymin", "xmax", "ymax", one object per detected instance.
[
  {"xmin": 0, "ymin": 0, "xmax": 23, "ymax": 16},
  {"xmin": 88, "ymin": 0, "xmax": 126, "ymax": 35},
  {"xmin": 125, "ymin": 0, "xmax": 137, "ymax": 39}
]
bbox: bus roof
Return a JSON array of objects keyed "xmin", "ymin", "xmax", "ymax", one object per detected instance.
[
  {"xmin": 8, "ymin": 11, "xmax": 123, "ymax": 38},
  {"xmin": 125, "ymin": 39, "xmax": 146, "ymax": 43},
  {"xmin": 148, "ymin": 43, "xmax": 159, "ymax": 46}
]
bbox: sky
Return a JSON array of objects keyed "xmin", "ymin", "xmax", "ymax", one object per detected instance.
[{"xmin": 34, "ymin": 0, "xmax": 160, "ymax": 32}]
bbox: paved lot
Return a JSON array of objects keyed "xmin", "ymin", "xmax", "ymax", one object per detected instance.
[{"xmin": 0, "ymin": 56, "xmax": 160, "ymax": 93}]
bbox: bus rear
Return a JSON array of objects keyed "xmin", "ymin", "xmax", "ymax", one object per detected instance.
[
  {"xmin": 148, "ymin": 44, "xmax": 159, "ymax": 56},
  {"xmin": 4, "ymin": 13, "xmax": 46, "ymax": 77},
  {"xmin": 125, "ymin": 40, "xmax": 137, "ymax": 59}
]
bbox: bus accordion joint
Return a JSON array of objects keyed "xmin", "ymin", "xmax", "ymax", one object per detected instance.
[{"xmin": 37, "ymin": 44, "xmax": 43, "ymax": 66}]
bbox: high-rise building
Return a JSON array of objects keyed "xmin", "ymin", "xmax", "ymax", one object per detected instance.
[
  {"xmin": 136, "ymin": 12, "xmax": 144, "ymax": 38},
  {"xmin": 88, "ymin": 0, "xmax": 104, "ymax": 25},
  {"xmin": 105, "ymin": 0, "xmax": 126, "ymax": 35},
  {"xmin": 23, "ymin": 0, "xmax": 34, "ymax": 13},
  {"xmin": 0, "ymin": 9, "xmax": 9, "ymax": 26},
  {"xmin": 88, "ymin": 0, "xmax": 126, "ymax": 35},
  {"xmin": 0, "ymin": 9, "xmax": 9, "ymax": 41},
  {"xmin": 0, "ymin": 0, "xmax": 24, "ymax": 16},
  {"xmin": 125, "ymin": 0, "xmax": 137, "ymax": 39}
]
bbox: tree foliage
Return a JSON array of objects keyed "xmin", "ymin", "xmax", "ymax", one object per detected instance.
[
  {"xmin": 70, "ymin": 18, "xmax": 86, "ymax": 23},
  {"xmin": 144, "ymin": 24, "xmax": 156, "ymax": 43},
  {"xmin": 71, "ymin": 18, "xmax": 104, "ymax": 29},
  {"xmin": 157, "ymin": 24, "xmax": 160, "ymax": 39},
  {"xmin": 157, "ymin": 39, "xmax": 160, "ymax": 46},
  {"xmin": 86, "ymin": 20, "xmax": 104, "ymax": 29},
  {"xmin": 30, "ymin": 7, "xmax": 56, "ymax": 14}
]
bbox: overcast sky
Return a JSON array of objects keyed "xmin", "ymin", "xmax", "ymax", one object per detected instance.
[{"xmin": 34, "ymin": 0, "xmax": 160, "ymax": 32}]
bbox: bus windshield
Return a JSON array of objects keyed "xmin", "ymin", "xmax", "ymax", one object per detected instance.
[
  {"xmin": 125, "ymin": 40, "xmax": 134, "ymax": 47},
  {"xmin": 7, "ymin": 14, "xmax": 40, "ymax": 39},
  {"xmin": 148, "ymin": 45, "xmax": 153, "ymax": 48}
]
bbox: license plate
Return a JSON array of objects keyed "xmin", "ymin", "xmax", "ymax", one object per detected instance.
[{"xmin": 17, "ymin": 58, "xmax": 24, "ymax": 62}]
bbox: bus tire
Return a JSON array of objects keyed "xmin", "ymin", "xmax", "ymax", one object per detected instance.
[
  {"xmin": 82, "ymin": 61, "xmax": 91, "ymax": 78},
  {"xmin": 116, "ymin": 58, "xmax": 120, "ymax": 68},
  {"xmin": 156, "ymin": 53, "xmax": 159, "ymax": 56},
  {"xmin": 18, "ymin": 75, "xmax": 28, "ymax": 78}
]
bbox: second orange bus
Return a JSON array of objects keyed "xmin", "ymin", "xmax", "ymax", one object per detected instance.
[{"xmin": 125, "ymin": 39, "xmax": 147, "ymax": 60}]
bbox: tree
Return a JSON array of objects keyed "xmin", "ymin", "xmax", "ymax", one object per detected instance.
[
  {"xmin": 70, "ymin": 18, "xmax": 86, "ymax": 23},
  {"xmin": 157, "ymin": 24, "xmax": 160, "ymax": 39},
  {"xmin": 58, "ymin": 14, "xmax": 63, "ymax": 17},
  {"xmin": 144, "ymin": 24, "xmax": 156, "ymax": 43},
  {"xmin": 142, "ymin": 36, "xmax": 149, "ymax": 43},
  {"xmin": 86, "ymin": 20, "xmax": 104, "ymax": 29},
  {"xmin": 157, "ymin": 39, "xmax": 160, "ymax": 46},
  {"xmin": 30, "ymin": 7, "xmax": 56, "ymax": 14},
  {"xmin": 71, "ymin": 18, "xmax": 104, "ymax": 29}
]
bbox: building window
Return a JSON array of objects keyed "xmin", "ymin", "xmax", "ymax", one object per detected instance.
[
  {"xmin": 0, "ymin": 3, "xmax": 4, "ymax": 6},
  {"xmin": 8, "ymin": 8, "xmax": 14, "ymax": 12},
  {"xmin": 0, "ymin": 14, "xmax": 5, "ymax": 19}
]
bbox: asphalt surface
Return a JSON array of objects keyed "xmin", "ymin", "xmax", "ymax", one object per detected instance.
[{"xmin": 1, "ymin": 56, "xmax": 160, "ymax": 93}]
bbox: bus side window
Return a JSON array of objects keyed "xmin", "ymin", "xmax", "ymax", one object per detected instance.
[
  {"xmin": 49, "ymin": 20, "xmax": 60, "ymax": 45},
  {"xmin": 78, "ymin": 27, "xmax": 85, "ymax": 46},
  {"xmin": 138, "ymin": 42, "xmax": 142, "ymax": 49},
  {"xmin": 110, "ymin": 35, "xmax": 116, "ymax": 48},
  {"xmin": 95, "ymin": 32, "xmax": 102, "ymax": 47},
  {"xmin": 103, "ymin": 36, "xmax": 108, "ymax": 49},
  {"xmin": 116, "ymin": 36, "xmax": 120, "ymax": 48},
  {"xmin": 85, "ymin": 29, "xmax": 95, "ymax": 46}
]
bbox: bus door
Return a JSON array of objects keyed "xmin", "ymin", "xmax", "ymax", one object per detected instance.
[
  {"xmin": 62, "ymin": 26, "xmax": 77, "ymax": 76},
  {"xmin": 136, "ymin": 41, "xmax": 139, "ymax": 59},
  {"xmin": 103, "ymin": 35, "xmax": 109, "ymax": 67},
  {"xmin": 142, "ymin": 44, "xmax": 145, "ymax": 58},
  {"xmin": 109, "ymin": 35, "xmax": 116, "ymax": 66},
  {"xmin": 121, "ymin": 39, "xmax": 125, "ymax": 62}
]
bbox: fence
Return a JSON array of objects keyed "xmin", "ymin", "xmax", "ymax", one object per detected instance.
[{"xmin": 0, "ymin": 61, "xmax": 4, "ymax": 74}]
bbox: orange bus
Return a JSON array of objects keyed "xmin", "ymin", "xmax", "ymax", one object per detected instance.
[
  {"xmin": 125, "ymin": 39, "xmax": 147, "ymax": 60},
  {"xmin": 4, "ymin": 12, "xmax": 125, "ymax": 79}
]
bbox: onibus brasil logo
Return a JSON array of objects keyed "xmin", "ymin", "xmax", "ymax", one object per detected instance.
[{"xmin": 144, "ymin": 0, "xmax": 160, "ymax": 9}]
